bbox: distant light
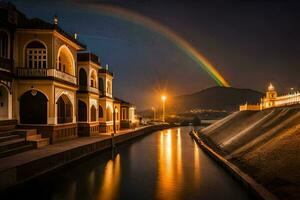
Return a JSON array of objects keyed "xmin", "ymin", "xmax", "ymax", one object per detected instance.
[
  {"xmin": 53, "ymin": 15, "xmax": 58, "ymax": 25},
  {"xmin": 268, "ymin": 83, "xmax": 274, "ymax": 91},
  {"xmin": 161, "ymin": 95, "xmax": 166, "ymax": 101}
]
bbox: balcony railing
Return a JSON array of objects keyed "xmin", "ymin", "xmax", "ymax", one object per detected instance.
[
  {"xmin": 78, "ymin": 85, "xmax": 99, "ymax": 94},
  {"xmin": 89, "ymin": 86, "xmax": 99, "ymax": 94},
  {"xmin": 0, "ymin": 57, "xmax": 13, "ymax": 71},
  {"xmin": 16, "ymin": 68, "xmax": 77, "ymax": 85}
]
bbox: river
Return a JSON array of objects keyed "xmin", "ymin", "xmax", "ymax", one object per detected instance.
[{"xmin": 1, "ymin": 126, "xmax": 252, "ymax": 200}]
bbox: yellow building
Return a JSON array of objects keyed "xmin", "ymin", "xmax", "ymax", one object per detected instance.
[
  {"xmin": 240, "ymin": 83, "xmax": 300, "ymax": 111},
  {"xmin": 261, "ymin": 83, "xmax": 277, "ymax": 109},
  {"xmin": 77, "ymin": 52, "xmax": 101, "ymax": 136},
  {"xmin": 0, "ymin": 3, "xmax": 136, "ymax": 150}
]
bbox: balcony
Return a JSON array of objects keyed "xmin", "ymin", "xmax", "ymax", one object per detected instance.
[
  {"xmin": 0, "ymin": 57, "xmax": 13, "ymax": 71},
  {"xmin": 78, "ymin": 85, "xmax": 99, "ymax": 94},
  {"xmin": 89, "ymin": 86, "xmax": 99, "ymax": 94},
  {"xmin": 16, "ymin": 68, "xmax": 77, "ymax": 85}
]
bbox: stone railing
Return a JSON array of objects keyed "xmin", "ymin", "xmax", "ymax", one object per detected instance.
[
  {"xmin": 16, "ymin": 68, "xmax": 77, "ymax": 85},
  {"xmin": 78, "ymin": 85, "xmax": 99, "ymax": 94},
  {"xmin": 88, "ymin": 86, "xmax": 99, "ymax": 94}
]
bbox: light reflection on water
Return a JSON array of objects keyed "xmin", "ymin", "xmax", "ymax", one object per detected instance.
[
  {"xmin": 98, "ymin": 154, "xmax": 121, "ymax": 200},
  {"xmin": 1, "ymin": 126, "xmax": 251, "ymax": 200},
  {"xmin": 194, "ymin": 140, "xmax": 201, "ymax": 187},
  {"xmin": 156, "ymin": 128, "xmax": 185, "ymax": 200}
]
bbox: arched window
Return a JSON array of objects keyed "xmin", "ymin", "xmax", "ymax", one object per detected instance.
[
  {"xmin": 25, "ymin": 41, "xmax": 47, "ymax": 69},
  {"xmin": 79, "ymin": 68, "xmax": 87, "ymax": 90},
  {"xmin": 99, "ymin": 105, "xmax": 103, "ymax": 118},
  {"xmin": 20, "ymin": 90, "xmax": 47, "ymax": 124},
  {"xmin": 107, "ymin": 81, "xmax": 112, "ymax": 95},
  {"xmin": 106, "ymin": 106, "xmax": 112, "ymax": 121},
  {"xmin": 57, "ymin": 95, "xmax": 73, "ymax": 124},
  {"xmin": 98, "ymin": 78, "xmax": 104, "ymax": 94},
  {"xmin": 90, "ymin": 71, "xmax": 97, "ymax": 88},
  {"xmin": 57, "ymin": 46, "xmax": 74, "ymax": 75},
  {"xmin": 91, "ymin": 105, "xmax": 97, "ymax": 121},
  {"xmin": 0, "ymin": 31, "xmax": 8, "ymax": 58},
  {"xmin": 78, "ymin": 100, "xmax": 87, "ymax": 121}
]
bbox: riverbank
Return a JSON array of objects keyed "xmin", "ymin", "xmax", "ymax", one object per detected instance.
[
  {"xmin": 196, "ymin": 106, "xmax": 300, "ymax": 200},
  {"xmin": 190, "ymin": 131, "xmax": 278, "ymax": 200},
  {"xmin": 0, "ymin": 124, "xmax": 172, "ymax": 191}
]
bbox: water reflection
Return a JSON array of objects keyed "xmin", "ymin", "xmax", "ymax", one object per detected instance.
[
  {"xmin": 194, "ymin": 141, "xmax": 200, "ymax": 187},
  {"xmin": 156, "ymin": 128, "xmax": 184, "ymax": 200},
  {"xmin": 2, "ymin": 127, "xmax": 251, "ymax": 200},
  {"xmin": 98, "ymin": 154, "xmax": 121, "ymax": 200}
]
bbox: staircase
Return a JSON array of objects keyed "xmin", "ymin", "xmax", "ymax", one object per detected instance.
[
  {"xmin": 17, "ymin": 129, "xmax": 50, "ymax": 148},
  {"xmin": 0, "ymin": 120, "xmax": 49, "ymax": 158}
]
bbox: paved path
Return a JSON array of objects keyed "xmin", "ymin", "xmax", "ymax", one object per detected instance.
[{"xmin": 0, "ymin": 127, "xmax": 144, "ymax": 172}]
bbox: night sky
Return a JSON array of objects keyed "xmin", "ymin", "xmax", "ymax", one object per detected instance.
[{"xmin": 8, "ymin": 0, "xmax": 300, "ymax": 109}]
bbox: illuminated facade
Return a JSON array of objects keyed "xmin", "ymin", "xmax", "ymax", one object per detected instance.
[
  {"xmin": 240, "ymin": 83, "xmax": 300, "ymax": 111},
  {"xmin": 0, "ymin": 3, "xmax": 137, "ymax": 147}
]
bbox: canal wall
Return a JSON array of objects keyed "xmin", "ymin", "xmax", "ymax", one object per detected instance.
[
  {"xmin": 190, "ymin": 131, "xmax": 278, "ymax": 200},
  {"xmin": 0, "ymin": 124, "xmax": 173, "ymax": 191}
]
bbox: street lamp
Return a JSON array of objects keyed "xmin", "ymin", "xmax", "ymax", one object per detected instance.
[{"xmin": 161, "ymin": 96, "xmax": 166, "ymax": 122}]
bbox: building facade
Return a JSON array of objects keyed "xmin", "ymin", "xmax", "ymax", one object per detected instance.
[
  {"xmin": 240, "ymin": 83, "xmax": 300, "ymax": 111},
  {"xmin": 0, "ymin": 3, "xmax": 137, "ymax": 145}
]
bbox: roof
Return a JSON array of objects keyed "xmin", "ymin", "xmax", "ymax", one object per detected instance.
[
  {"xmin": 19, "ymin": 18, "xmax": 86, "ymax": 49},
  {"xmin": 77, "ymin": 52, "xmax": 101, "ymax": 66},
  {"xmin": 99, "ymin": 68, "xmax": 114, "ymax": 77},
  {"xmin": 113, "ymin": 97, "xmax": 133, "ymax": 106},
  {"xmin": 0, "ymin": 2, "xmax": 86, "ymax": 49}
]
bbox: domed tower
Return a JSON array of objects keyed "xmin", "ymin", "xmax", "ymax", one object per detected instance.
[
  {"xmin": 263, "ymin": 83, "xmax": 277, "ymax": 108},
  {"xmin": 266, "ymin": 83, "xmax": 277, "ymax": 99}
]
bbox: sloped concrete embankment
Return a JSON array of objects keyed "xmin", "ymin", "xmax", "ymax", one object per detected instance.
[{"xmin": 198, "ymin": 106, "xmax": 300, "ymax": 200}]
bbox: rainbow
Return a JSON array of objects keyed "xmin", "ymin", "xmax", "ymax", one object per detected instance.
[{"xmin": 75, "ymin": 3, "xmax": 230, "ymax": 87}]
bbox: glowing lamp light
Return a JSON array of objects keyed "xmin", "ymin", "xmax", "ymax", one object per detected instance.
[{"xmin": 161, "ymin": 96, "xmax": 166, "ymax": 101}]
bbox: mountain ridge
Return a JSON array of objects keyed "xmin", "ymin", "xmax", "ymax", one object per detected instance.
[{"xmin": 170, "ymin": 86, "xmax": 264, "ymax": 113}]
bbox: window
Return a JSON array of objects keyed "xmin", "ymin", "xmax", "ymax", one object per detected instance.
[
  {"xmin": 0, "ymin": 31, "xmax": 8, "ymax": 58},
  {"xmin": 57, "ymin": 46, "xmax": 74, "ymax": 75},
  {"xmin": 91, "ymin": 105, "xmax": 97, "ymax": 121},
  {"xmin": 26, "ymin": 41, "xmax": 47, "ymax": 68},
  {"xmin": 79, "ymin": 68, "xmax": 87, "ymax": 90},
  {"xmin": 57, "ymin": 95, "xmax": 73, "ymax": 124},
  {"xmin": 90, "ymin": 71, "xmax": 97, "ymax": 88},
  {"xmin": 78, "ymin": 100, "xmax": 87, "ymax": 121},
  {"xmin": 121, "ymin": 108, "xmax": 128, "ymax": 120},
  {"xmin": 98, "ymin": 78, "xmax": 104, "ymax": 94}
]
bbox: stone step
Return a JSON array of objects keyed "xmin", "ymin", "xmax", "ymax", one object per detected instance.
[
  {"xmin": 16, "ymin": 129, "xmax": 37, "ymax": 137},
  {"xmin": 0, "ymin": 124, "xmax": 16, "ymax": 132},
  {"xmin": 0, "ymin": 134, "xmax": 21, "ymax": 143},
  {"xmin": 0, "ymin": 130, "xmax": 16, "ymax": 137},
  {"xmin": 29, "ymin": 138, "xmax": 49, "ymax": 148},
  {"xmin": 0, "ymin": 119, "xmax": 17, "ymax": 132},
  {"xmin": 0, "ymin": 143, "xmax": 34, "ymax": 159},
  {"xmin": 26, "ymin": 134, "xmax": 41, "ymax": 140},
  {"xmin": 0, "ymin": 138, "xmax": 27, "ymax": 152}
]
